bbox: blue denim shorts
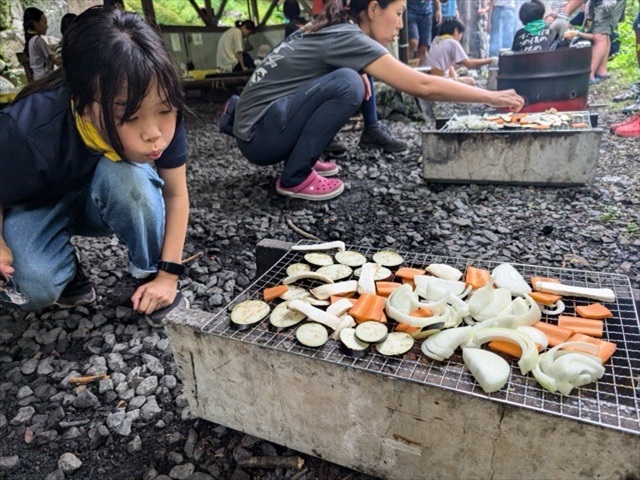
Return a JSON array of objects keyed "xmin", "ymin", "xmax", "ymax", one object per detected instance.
[
  {"xmin": 408, "ymin": 12, "xmax": 433, "ymax": 46},
  {"xmin": 634, "ymin": 12, "xmax": 639, "ymax": 31}
]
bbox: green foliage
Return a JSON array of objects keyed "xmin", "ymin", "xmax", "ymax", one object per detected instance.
[
  {"xmin": 628, "ymin": 223, "xmax": 640, "ymax": 234},
  {"xmin": 0, "ymin": 0, "xmax": 11, "ymax": 31},
  {"xmin": 609, "ymin": 3, "xmax": 639, "ymax": 82},
  {"xmin": 600, "ymin": 206, "xmax": 619, "ymax": 223},
  {"xmin": 126, "ymin": 0, "xmax": 285, "ymax": 26}
]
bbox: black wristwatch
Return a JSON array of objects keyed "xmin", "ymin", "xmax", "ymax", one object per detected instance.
[{"xmin": 157, "ymin": 261, "xmax": 187, "ymax": 276}]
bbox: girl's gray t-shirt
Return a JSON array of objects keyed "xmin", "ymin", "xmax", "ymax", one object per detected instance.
[{"xmin": 233, "ymin": 23, "xmax": 389, "ymax": 141}]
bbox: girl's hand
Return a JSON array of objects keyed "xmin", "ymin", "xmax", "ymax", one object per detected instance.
[
  {"xmin": 131, "ymin": 274, "xmax": 178, "ymax": 315},
  {"xmin": 488, "ymin": 89, "xmax": 525, "ymax": 112},
  {"xmin": 360, "ymin": 73, "xmax": 371, "ymax": 101},
  {"xmin": 0, "ymin": 240, "xmax": 14, "ymax": 278}
]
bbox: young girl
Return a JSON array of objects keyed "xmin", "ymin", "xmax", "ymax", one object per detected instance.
[
  {"xmin": 23, "ymin": 7, "xmax": 61, "ymax": 80},
  {"xmin": 233, "ymin": 0, "xmax": 524, "ymax": 201},
  {"xmin": 0, "ymin": 6, "xmax": 190, "ymax": 326},
  {"xmin": 216, "ymin": 20, "xmax": 257, "ymax": 72}
]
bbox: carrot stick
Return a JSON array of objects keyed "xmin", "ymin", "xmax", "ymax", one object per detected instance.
[
  {"xmin": 349, "ymin": 293, "xmax": 387, "ymax": 324},
  {"xmin": 401, "ymin": 278, "xmax": 415, "ymax": 289},
  {"xmin": 534, "ymin": 321, "xmax": 574, "ymax": 347},
  {"xmin": 376, "ymin": 281, "xmax": 403, "ymax": 298},
  {"xmin": 528, "ymin": 291, "xmax": 562, "ymax": 305},
  {"xmin": 575, "ymin": 303, "xmax": 613, "ymax": 320},
  {"xmin": 263, "ymin": 284, "xmax": 288, "ymax": 302},
  {"xmin": 395, "ymin": 323, "xmax": 420, "ymax": 334},
  {"xmin": 330, "ymin": 295, "xmax": 358, "ymax": 306},
  {"xmin": 557, "ymin": 315, "xmax": 604, "ymax": 338},
  {"xmin": 409, "ymin": 308, "xmax": 433, "ymax": 318},
  {"xmin": 489, "ymin": 340, "xmax": 543, "ymax": 358},
  {"xmin": 394, "ymin": 267, "xmax": 426, "ymax": 280},
  {"xmin": 488, "ymin": 340, "xmax": 522, "ymax": 358},
  {"xmin": 565, "ymin": 333, "xmax": 617, "ymax": 363},
  {"xmin": 464, "ymin": 266, "xmax": 491, "ymax": 289}
]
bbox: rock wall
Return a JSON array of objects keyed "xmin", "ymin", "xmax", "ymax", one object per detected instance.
[{"xmin": 1, "ymin": 0, "xmax": 100, "ymax": 85}]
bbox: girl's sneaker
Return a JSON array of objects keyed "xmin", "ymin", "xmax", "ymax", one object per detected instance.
[
  {"xmin": 610, "ymin": 114, "xmax": 640, "ymax": 134},
  {"xmin": 614, "ymin": 115, "xmax": 640, "ymax": 138},
  {"xmin": 313, "ymin": 159, "xmax": 339, "ymax": 177},
  {"xmin": 276, "ymin": 170, "xmax": 344, "ymax": 201}
]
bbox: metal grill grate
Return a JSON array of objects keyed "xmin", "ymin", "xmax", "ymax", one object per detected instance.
[
  {"xmin": 200, "ymin": 242, "xmax": 640, "ymax": 435},
  {"xmin": 436, "ymin": 111, "xmax": 593, "ymax": 133}
]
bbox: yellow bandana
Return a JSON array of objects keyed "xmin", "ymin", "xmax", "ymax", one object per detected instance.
[{"xmin": 73, "ymin": 102, "xmax": 121, "ymax": 161}]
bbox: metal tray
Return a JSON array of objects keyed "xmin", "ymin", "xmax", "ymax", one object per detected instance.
[{"xmin": 200, "ymin": 242, "xmax": 640, "ymax": 435}]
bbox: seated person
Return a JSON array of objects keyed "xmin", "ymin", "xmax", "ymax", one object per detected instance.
[
  {"xmin": 285, "ymin": 16, "xmax": 308, "ymax": 38},
  {"xmin": 425, "ymin": 18, "xmax": 495, "ymax": 86},
  {"xmin": 216, "ymin": 20, "xmax": 257, "ymax": 72},
  {"xmin": 512, "ymin": 0, "xmax": 554, "ymax": 52}
]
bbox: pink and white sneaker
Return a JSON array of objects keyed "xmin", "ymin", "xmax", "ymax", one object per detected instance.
[
  {"xmin": 276, "ymin": 170, "xmax": 344, "ymax": 201},
  {"xmin": 313, "ymin": 159, "xmax": 340, "ymax": 177}
]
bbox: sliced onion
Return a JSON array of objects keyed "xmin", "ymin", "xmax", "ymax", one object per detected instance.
[
  {"xmin": 468, "ymin": 327, "xmax": 539, "ymax": 374},
  {"xmin": 533, "ymin": 341, "xmax": 604, "ymax": 395},
  {"xmin": 491, "ymin": 263, "xmax": 532, "ymax": 297},
  {"xmin": 462, "ymin": 347, "xmax": 511, "ymax": 393},
  {"xmin": 414, "ymin": 275, "xmax": 470, "ymax": 298},
  {"xmin": 421, "ymin": 326, "xmax": 473, "ymax": 361},
  {"xmin": 498, "ymin": 294, "xmax": 541, "ymax": 327},
  {"xmin": 542, "ymin": 300, "xmax": 566, "ymax": 316},
  {"xmin": 517, "ymin": 325, "xmax": 548, "ymax": 350}
]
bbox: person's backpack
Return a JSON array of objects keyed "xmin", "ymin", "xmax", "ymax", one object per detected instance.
[{"xmin": 219, "ymin": 94, "xmax": 239, "ymax": 137}]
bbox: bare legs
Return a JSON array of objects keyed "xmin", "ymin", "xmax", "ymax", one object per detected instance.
[{"xmin": 591, "ymin": 33, "xmax": 610, "ymax": 79}]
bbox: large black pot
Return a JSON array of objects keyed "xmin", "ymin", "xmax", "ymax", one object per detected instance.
[{"xmin": 497, "ymin": 46, "xmax": 591, "ymax": 112}]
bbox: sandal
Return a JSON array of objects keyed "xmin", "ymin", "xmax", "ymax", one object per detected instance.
[
  {"xmin": 313, "ymin": 159, "xmax": 340, "ymax": 177},
  {"xmin": 276, "ymin": 170, "xmax": 344, "ymax": 201},
  {"xmin": 614, "ymin": 115, "xmax": 640, "ymax": 138},
  {"xmin": 610, "ymin": 114, "xmax": 640, "ymax": 134}
]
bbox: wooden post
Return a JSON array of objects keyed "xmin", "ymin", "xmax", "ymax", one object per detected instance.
[
  {"xmin": 140, "ymin": 0, "xmax": 159, "ymax": 30},
  {"xmin": 215, "ymin": 0, "xmax": 230, "ymax": 26},
  {"xmin": 188, "ymin": 0, "xmax": 209, "ymax": 25},
  {"xmin": 259, "ymin": 0, "xmax": 280, "ymax": 27}
]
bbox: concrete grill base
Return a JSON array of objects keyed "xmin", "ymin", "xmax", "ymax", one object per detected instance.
[
  {"xmin": 166, "ymin": 308, "xmax": 640, "ymax": 480},
  {"xmin": 421, "ymin": 130, "xmax": 602, "ymax": 185}
]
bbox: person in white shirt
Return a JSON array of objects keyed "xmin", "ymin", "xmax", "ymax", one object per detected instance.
[
  {"xmin": 23, "ymin": 7, "xmax": 61, "ymax": 80},
  {"xmin": 426, "ymin": 18, "xmax": 496, "ymax": 85},
  {"xmin": 216, "ymin": 20, "xmax": 257, "ymax": 72}
]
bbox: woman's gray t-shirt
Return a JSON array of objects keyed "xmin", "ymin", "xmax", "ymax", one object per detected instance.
[{"xmin": 233, "ymin": 23, "xmax": 389, "ymax": 141}]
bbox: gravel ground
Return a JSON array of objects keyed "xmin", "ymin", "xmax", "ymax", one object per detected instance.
[{"xmin": 1, "ymin": 80, "xmax": 638, "ymax": 480}]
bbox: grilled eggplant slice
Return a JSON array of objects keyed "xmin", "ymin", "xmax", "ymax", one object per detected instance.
[
  {"xmin": 268, "ymin": 302, "xmax": 306, "ymax": 332},
  {"xmin": 372, "ymin": 250, "xmax": 404, "ymax": 267},
  {"xmin": 334, "ymin": 250, "xmax": 367, "ymax": 267},
  {"xmin": 316, "ymin": 264, "xmax": 353, "ymax": 281},
  {"xmin": 354, "ymin": 321, "xmax": 389, "ymax": 344},
  {"xmin": 286, "ymin": 263, "xmax": 311, "ymax": 276},
  {"xmin": 339, "ymin": 327, "xmax": 370, "ymax": 358},
  {"xmin": 230, "ymin": 300, "xmax": 270, "ymax": 331},
  {"xmin": 295, "ymin": 322, "xmax": 329, "ymax": 348},
  {"xmin": 304, "ymin": 253, "xmax": 334, "ymax": 267},
  {"xmin": 375, "ymin": 332, "xmax": 414, "ymax": 356}
]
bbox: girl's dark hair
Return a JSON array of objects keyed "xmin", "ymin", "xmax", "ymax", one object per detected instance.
[
  {"xmin": 16, "ymin": 6, "xmax": 185, "ymax": 161},
  {"xmin": 235, "ymin": 19, "xmax": 256, "ymax": 32},
  {"xmin": 519, "ymin": 0, "xmax": 545, "ymax": 25},
  {"xmin": 303, "ymin": 0, "xmax": 395, "ymax": 33},
  {"xmin": 437, "ymin": 18, "xmax": 465, "ymax": 36},
  {"xmin": 60, "ymin": 13, "xmax": 77, "ymax": 36},
  {"xmin": 23, "ymin": 7, "xmax": 44, "ymax": 55}
]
